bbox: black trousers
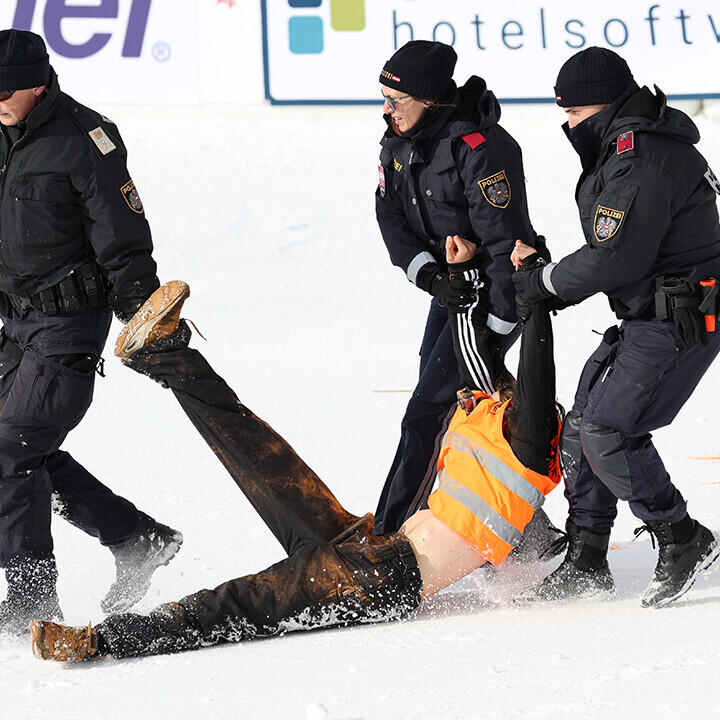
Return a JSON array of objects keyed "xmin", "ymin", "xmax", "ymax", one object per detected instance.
[
  {"xmin": 563, "ymin": 319, "xmax": 720, "ymax": 533},
  {"xmin": 374, "ymin": 298, "xmax": 521, "ymax": 534},
  {"xmin": 96, "ymin": 326, "xmax": 422, "ymax": 659},
  {"xmin": 0, "ymin": 308, "xmax": 143, "ymax": 566}
]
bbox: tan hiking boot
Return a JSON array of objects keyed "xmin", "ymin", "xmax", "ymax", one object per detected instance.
[
  {"xmin": 30, "ymin": 620, "xmax": 100, "ymax": 662},
  {"xmin": 115, "ymin": 281, "xmax": 190, "ymax": 359}
]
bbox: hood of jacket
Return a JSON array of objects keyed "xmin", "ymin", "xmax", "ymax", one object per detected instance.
[
  {"xmin": 454, "ymin": 75, "xmax": 501, "ymax": 129},
  {"xmin": 606, "ymin": 84, "xmax": 700, "ymax": 145}
]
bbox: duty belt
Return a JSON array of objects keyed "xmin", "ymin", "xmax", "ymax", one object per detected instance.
[{"xmin": 4, "ymin": 260, "xmax": 108, "ymax": 316}]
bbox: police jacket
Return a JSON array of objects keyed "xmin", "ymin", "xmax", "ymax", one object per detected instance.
[
  {"xmin": 0, "ymin": 69, "xmax": 158, "ymax": 320},
  {"xmin": 545, "ymin": 85, "xmax": 720, "ymax": 320},
  {"xmin": 376, "ymin": 76, "xmax": 543, "ymax": 335}
]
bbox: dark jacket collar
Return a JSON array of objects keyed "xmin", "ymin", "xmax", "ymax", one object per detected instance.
[
  {"xmin": 564, "ymin": 83, "xmax": 700, "ymax": 173},
  {"xmin": 562, "ymin": 82, "xmax": 639, "ymax": 172},
  {"xmin": 382, "ymin": 87, "xmax": 458, "ymax": 142},
  {"xmin": 381, "ymin": 75, "xmax": 502, "ymax": 154},
  {"xmin": 13, "ymin": 67, "xmax": 60, "ymax": 144}
]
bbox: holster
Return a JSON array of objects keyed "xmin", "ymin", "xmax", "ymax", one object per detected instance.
[
  {"xmin": 4, "ymin": 260, "xmax": 108, "ymax": 316},
  {"xmin": 654, "ymin": 276, "xmax": 719, "ymax": 329}
]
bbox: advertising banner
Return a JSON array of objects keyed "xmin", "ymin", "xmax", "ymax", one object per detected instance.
[
  {"xmin": 0, "ymin": 0, "xmax": 262, "ymax": 105},
  {"xmin": 263, "ymin": 0, "xmax": 720, "ymax": 104}
]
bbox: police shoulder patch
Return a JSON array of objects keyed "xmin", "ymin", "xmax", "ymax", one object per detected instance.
[
  {"xmin": 88, "ymin": 127, "xmax": 117, "ymax": 156},
  {"xmin": 121, "ymin": 180, "xmax": 144, "ymax": 214},
  {"xmin": 478, "ymin": 170, "xmax": 511, "ymax": 208},
  {"xmin": 593, "ymin": 205, "xmax": 625, "ymax": 242}
]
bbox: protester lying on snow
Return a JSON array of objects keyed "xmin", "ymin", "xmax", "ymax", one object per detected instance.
[{"xmin": 30, "ymin": 238, "xmax": 564, "ymax": 662}]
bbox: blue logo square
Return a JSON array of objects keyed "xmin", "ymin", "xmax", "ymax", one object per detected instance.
[
  {"xmin": 288, "ymin": 0, "xmax": 322, "ymax": 7},
  {"xmin": 289, "ymin": 16, "xmax": 324, "ymax": 54}
]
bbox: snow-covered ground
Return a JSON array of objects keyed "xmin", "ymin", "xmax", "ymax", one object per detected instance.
[{"xmin": 2, "ymin": 101, "xmax": 720, "ymax": 720}]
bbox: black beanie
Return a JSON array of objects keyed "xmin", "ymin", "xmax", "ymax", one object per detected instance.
[
  {"xmin": 380, "ymin": 40, "xmax": 457, "ymax": 100},
  {"xmin": 554, "ymin": 47, "xmax": 634, "ymax": 107},
  {"xmin": 0, "ymin": 29, "xmax": 50, "ymax": 91}
]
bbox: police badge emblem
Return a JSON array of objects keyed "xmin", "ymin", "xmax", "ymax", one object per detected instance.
[
  {"xmin": 121, "ymin": 180, "xmax": 144, "ymax": 214},
  {"xmin": 478, "ymin": 170, "xmax": 511, "ymax": 208},
  {"xmin": 593, "ymin": 205, "xmax": 625, "ymax": 242}
]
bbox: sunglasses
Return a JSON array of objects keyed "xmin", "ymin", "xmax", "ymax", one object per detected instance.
[
  {"xmin": 0, "ymin": 90, "xmax": 16, "ymax": 102},
  {"xmin": 381, "ymin": 93, "xmax": 412, "ymax": 110}
]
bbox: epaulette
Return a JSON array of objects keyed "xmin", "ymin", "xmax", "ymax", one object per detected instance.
[
  {"xmin": 58, "ymin": 94, "xmax": 121, "ymax": 159},
  {"xmin": 617, "ymin": 131, "xmax": 635, "ymax": 155},
  {"xmin": 461, "ymin": 132, "xmax": 486, "ymax": 149}
]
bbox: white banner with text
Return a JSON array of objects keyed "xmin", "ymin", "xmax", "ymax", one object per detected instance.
[
  {"xmin": 263, "ymin": 0, "xmax": 720, "ymax": 104},
  {"xmin": 0, "ymin": 2, "xmax": 717, "ymax": 106}
]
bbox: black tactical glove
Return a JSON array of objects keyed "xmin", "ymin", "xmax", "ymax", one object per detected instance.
[
  {"xmin": 512, "ymin": 253, "xmax": 553, "ymax": 320},
  {"xmin": 445, "ymin": 258, "xmax": 487, "ymax": 311},
  {"xmin": 659, "ymin": 278, "xmax": 708, "ymax": 349},
  {"xmin": 429, "ymin": 270, "xmax": 477, "ymax": 308}
]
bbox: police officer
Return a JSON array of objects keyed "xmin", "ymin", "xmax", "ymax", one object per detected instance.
[
  {"xmin": 373, "ymin": 40, "xmax": 547, "ymax": 534},
  {"xmin": 0, "ymin": 30, "xmax": 181, "ymax": 634},
  {"xmin": 514, "ymin": 47, "xmax": 720, "ymax": 607}
]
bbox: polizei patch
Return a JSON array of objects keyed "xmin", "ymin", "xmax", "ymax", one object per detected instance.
[
  {"xmin": 594, "ymin": 205, "xmax": 625, "ymax": 242},
  {"xmin": 121, "ymin": 180, "xmax": 144, "ymax": 214},
  {"xmin": 478, "ymin": 170, "xmax": 511, "ymax": 208},
  {"xmin": 378, "ymin": 165, "xmax": 386, "ymax": 197}
]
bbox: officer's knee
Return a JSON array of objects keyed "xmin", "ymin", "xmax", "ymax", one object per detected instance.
[{"xmin": 580, "ymin": 420, "xmax": 633, "ymax": 500}]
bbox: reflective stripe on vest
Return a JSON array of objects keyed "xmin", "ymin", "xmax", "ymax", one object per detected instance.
[
  {"xmin": 436, "ymin": 468, "xmax": 524, "ymax": 548},
  {"xmin": 443, "ymin": 431, "xmax": 545, "ymax": 511},
  {"xmin": 428, "ymin": 394, "xmax": 561, "ymax": 565}
]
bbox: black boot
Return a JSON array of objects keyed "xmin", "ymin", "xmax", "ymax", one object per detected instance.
[
  {"xmin": 639, "ymin": 515, "xmax": 719, "ymax": 608},
  {"xmin": 102, "ymin": 514, "xmax": 183, "ymax": 614},
  {"xmin": 0, "ymin": 557, "xmax": 63, "ymax": 636},
  {"xmin": 515, "ymin": 520, "xmax": 615, "ymax": 602}
]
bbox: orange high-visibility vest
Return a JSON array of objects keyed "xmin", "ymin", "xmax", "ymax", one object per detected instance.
[{"xmin": 428, "ymin": 393, "xmax": 561, "ymax": 566}]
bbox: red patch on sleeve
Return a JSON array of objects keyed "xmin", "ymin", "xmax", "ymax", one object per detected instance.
[
  {"xmin": 617, "ymin": 131, "xmax": 634, "ymax": 154},
  {"xmin": 461, "ymin": 132, "xmax": 486, "ymax": 149}
]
